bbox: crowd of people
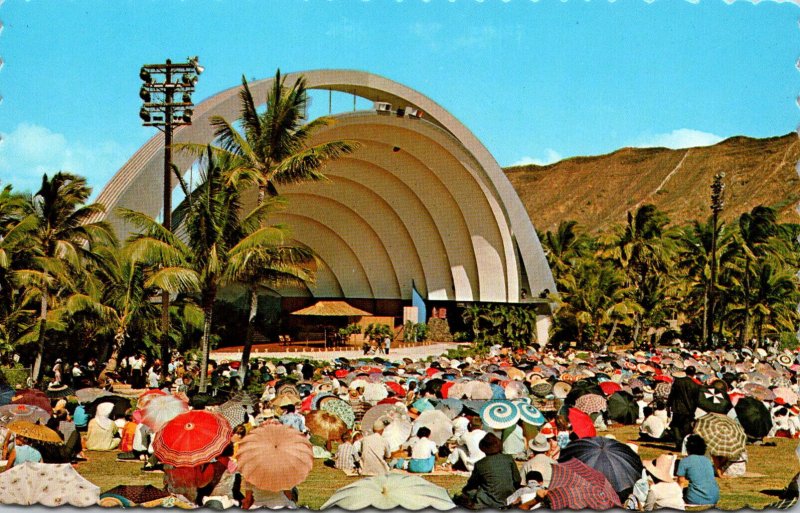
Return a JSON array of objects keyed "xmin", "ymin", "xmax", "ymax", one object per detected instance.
[{"xmin": 2, "ymin": 342, "xmax": 800, "ymax": 509}]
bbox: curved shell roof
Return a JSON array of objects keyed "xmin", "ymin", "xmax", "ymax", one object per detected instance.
[{"xmin": 95, "ymin": 70, "xmax": 556, "ymax": 302}]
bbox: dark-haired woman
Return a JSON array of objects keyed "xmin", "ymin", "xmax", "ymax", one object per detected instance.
[
  {"xmin": 455, "ymin": 433, "xmax": 521, "ymax": 509},
  {"xmin": 676, "ymin": 434, "xmax": 719, "ymax": 507}
]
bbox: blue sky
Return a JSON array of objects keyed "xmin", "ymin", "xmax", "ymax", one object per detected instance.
[{"xmin": 0, "ymin": 0, "xmax": 798, "ymax": 195}]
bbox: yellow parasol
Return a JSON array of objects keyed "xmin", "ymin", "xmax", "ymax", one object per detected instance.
[{"xmin": 7, "ymin": 420, "xmax": 63, "ymax": 444}]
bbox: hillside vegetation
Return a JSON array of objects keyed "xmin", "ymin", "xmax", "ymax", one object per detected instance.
[{"xmin": 505, "ymin": 133, "xmax": 800, "ymax": 233}]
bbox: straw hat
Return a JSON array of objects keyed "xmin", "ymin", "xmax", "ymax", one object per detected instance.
[{"xmin": 643, "ymin": 454, "xmax": 676, "ymax": 483}]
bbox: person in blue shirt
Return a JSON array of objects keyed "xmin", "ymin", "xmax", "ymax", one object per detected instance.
[
  {"xmin": 72, "ymin": 404, "xmax": 89, "ymax": 431},
  {"xmin": 677, "ymin": 434, "xmax": 720, "ymax": 506},
  {"xmin": 278, "ymin": 404, "xmax": 306, "ymax": 433},
  {"xmin": 5, "ymin": 436, "xmax": 43, "ymax": 470}
]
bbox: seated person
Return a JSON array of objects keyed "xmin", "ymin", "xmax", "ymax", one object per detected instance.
[
  {"xmin": 72, "ymin": 403, "xmax": 89, "ymax": 431},
  {"xmin": 640, "ymin": 405, "xmax": 669, "ymax": 441},
  {"xmin": 334, "ymin": 432, "xmax": 357, "ymax": 472},
  {"xmin": 392, "ymin": 427, "xmax": 437, "ymax": 473},
  {"xmin": 676, "ymin": 434, "xmax": 720, "ymax": 507},
  {"xmin": 5, "ymin": 436, "xmax": 42, "ymax": 470},
  {"xmin": 506, "ymin": 471, "xmax": 544, "ymax": 509},
  {"xmin": 643, "ymin": 454, "xmax": 685, "ymax": 511},
  {"xmin": 521, "ymin": 434, "xmax": 557, "ymax": 487},
  {"xmin": 85, "ymin": 402, "xmax": 120, "ymax": 451},
  {"xmin": 455, "ymin": 433, "xmax": 521, "ymax": 510}
]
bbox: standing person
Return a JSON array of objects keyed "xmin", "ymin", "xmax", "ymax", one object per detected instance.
[
  {"xmin": 359, "ymin": 421, "xmax": 392, "ymax": 476},
  {"xmin": 455, "ymin": 433, "xmax": 521, "ymax": 509},
  {"xmin": 147, "ymin": 361, "xmax": 161, "ymax": 389},
  {"xmin": 52, "ymin": 359, "xmax": 63, "ymax": 386},
  {"xmin": 667, "ymin": 366, "xmax": 701, "ymax": 450},
  {"xmin": 676, "ymin": 434, "xmax": 720, "ymax": 507},
  {"xmin": 383, "ymin": 336, "xmax": 391, "ymax": 356},
  {"xmin": 71, "ymin": 362, "xmax": 83, "ymax": 387},
  {"xmin": 130, "ymin": 354, "xmax": 145, "ymax": 389}
]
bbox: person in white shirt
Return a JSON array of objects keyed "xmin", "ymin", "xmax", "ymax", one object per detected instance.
[
  {"xmin": 444, "ymin": 417, "xmax": 486, "ymax": 472},
  {"xmin": 640, "ymin": 405, "xmax": 670, "ymax": 441},
  {"xmin": 643, "ymin": 454, "xmax": 685, "ymax": 511},
  {"xmin": 521, "ymin": 434, "xmax": 557, "ymax": 487},
  {"xmin": 392, "ymin": 427, "xmax": 438, "ymax": 473}
]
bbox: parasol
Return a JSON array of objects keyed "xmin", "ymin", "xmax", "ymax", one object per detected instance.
[
  {"xmin": 84, "ymin": 395, "xmax": 131, "ymax": 418},
  {"xmin": 743, "ymin": 383, "xmax": 775, "ymax": 401},
  {"xmin": 74, "ymin": 388, "xmax": 110, "ymax": 404},
  {"xmin": 363, "ymin": 382, "xmax": 389, "ymax": 403},
  {"xmin": 434, "ymin": 398, "xmax": 464, "ymax": 420},
  {"xmin": 694, "ymin": 413, "xmax": 747, "ymax": 459},
  {"xmin": 227, "ymin": 390, "xmax": 258, "ymax": 406},
  {"xmin": 516, "ymin": 400, "xmax": 546, "ymax": 426},
  {"xmin": 567, "ymin": 408, "xmax": 597, "ymax": 438},
  {"xmin": 412, "ymin": 409, "xmax": 453, "ymax": 446},
  {"xmin": 464, "ymin": 380, "xmax": 493, "ymax": 400},
  {"xmin": 45, "ymin": 384, "xmax": 74, "ymax": 399},
  {"xmin": 697, "ymin": 386, "xmax": 733, "ymax": 414},
  {"xmin": 599, "ymin": 381, "xmax": 622, "ymax": 397},
  {"xmin": 575, "ymin": 394, "xmax": 608, "ymax": 414},
  {"xmin": 99, "ymin": 485, "xmax": 170, "ymax": 506},
  {"xmin": 530, "ymin": 381, "xmax": 553, "ymax": 398},
  {"xmin": 773, "ymin": 387, "xmax": 799, "ymax": 405},
  {"xmin": 606, "ymin": 391, "xmax": 639, "ymax": 425},
  {"xmin": 654, "ymin": 382, "xmax": 672, "ymax": 401},
  {"xmin": 558, "ymin": 436, "xmax": 643, "ymax": 496},
  {"xmin": 141, "ymin": 394, "xmax": 190, "ymax": 432},
  {"xmin": 382, "ymin": 419, "xmax": 413, "ymax": 452},
  {"xmin": 320, "ymin": 398, "xmax": 355, "ymax": 429},
  {"xmin": 12, "ymin": 392, "xmax": 52, "ymax": 414},
  {"xmin": 7, "ymin": 420, "xmax": 62, "ymax": 443},
  {"xmin": 547, "ymin": 458, "xmax": 621, "ymax": 510},
  {"xmin": 237, "ymin": 424, "xmax": 314, "ymax": 492},
  {"xmin": 733, "ymin": 397, "xmax": 773, "ymax": 439},
  {"xmin": 0, "ymin": 404, "xmax": 50, "ymax": 426},
  {"xmin": 321, "ymin": 473, "xmax": 455, "ymax": 510},
  {"xmin": 306, "ymin": 410, "xmax": 348, "ymax": 442},
  {"xmin": 216, "ymin": 400, "xmax": 250, "ymax": 428},
  {"xmin": 480, "ymin": 400, "xmax": 520, "ymax": 430},
  {"xmin": 0, "ymin": 462, "xmax": 99, "ymax": 507},
  {"xmin": 137, "ymin": 389, "xmax": 168, "ymax": 410},
  {"xmin": 504, "ymin": 380, "xmax": 529, "ymax": 400},
  {"xmin": 153, "ymin": 410, "xmax": 232, "ymax": 467}
]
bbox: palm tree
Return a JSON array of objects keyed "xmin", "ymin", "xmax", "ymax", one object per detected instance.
[
  {"xmin": 184, "ymin": 70, "xmax": 355, "ymax": 377},
  {"xmin": 747, "ymin": 262, "xmax": 800, "ymax": 345},
  {"xmin": 541, "ymin": 220, "xmax": 589, "ymax": 277},
  {"xmin": 28, "ymin": 173, "xmax": 115, "ymax": 383}
]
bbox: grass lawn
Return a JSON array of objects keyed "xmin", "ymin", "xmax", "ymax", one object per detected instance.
[{"xmin": 73, "ymin": 425, "xmax": 800, "ymax": 510}]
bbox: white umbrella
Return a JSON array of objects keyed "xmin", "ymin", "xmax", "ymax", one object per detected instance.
[
  {"xmin": 321, "ymin": 474, "xmax": 455, "ymax": 510},
  {"xmin": 465, "ymin": 381, "xmax": 493, "ymax": 400},
  {"xmin": 382, "ymin": 419, "xmax": 413, "ymax": 452},
  {"xmin": 412, "ymin": 409, "xmax": 453, "ymax": 446},
  {"xmin": 141, "ymin": 394, "xmax": 189, "ymax": 432},
  {"xmin": 0, "ymin": 462, "xmax": 99, "ymax": 507},
  {"xmin": 363, "ymin": 382, "xmax": 389, "ymax": 403}
]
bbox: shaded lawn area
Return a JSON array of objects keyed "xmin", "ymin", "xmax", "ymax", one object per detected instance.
[{"xmin": 73, "ymin": 424, "xmax": 799, "ymax": 510}]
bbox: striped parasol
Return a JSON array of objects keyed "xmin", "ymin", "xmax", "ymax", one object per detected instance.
[
  {"xmin": 654, "ymin": 382, "xmax": 672, "ymax": 400},
  {"xmin": 153, "ymin": 410, "xmax": 232, "ymax": 467},
  {"xmin": 216, "ymin": 401, "xmax": 249, "ymax": 428},
  {"xmin": 575, "ymin": 394, "xmax": 607, "ymax": 414},
  {"xmin": 530, "ymin": 381, "xmax": 553, "ymax": 398},
  {"xmin": 548, "ymin": 458, "xmax": 620, "ymax": 510},
  {"xmin": 480, "ymin": 400, "xmax": 520, "ymax": 430},
  {"xmin": 694, "ymin": 413, "xmax": 747, "ymax": 459}
]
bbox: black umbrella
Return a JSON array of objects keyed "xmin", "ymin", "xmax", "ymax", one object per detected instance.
[
  {"xmin": 606, "ymin": 391, "xmax": 639, "ymax": 425},
  {"xmin": 697, "ymin": 386, "xmax": 732, "ymax": 414},
  {"xmin": 84, "ymin": 395, "xmax": 132, "ymax": 418},
  {"xmin": 558, "ymin": 436, "xmax": 644, "ymax": 497},
  {"xmin": 424, "ymin": 378, "xmax": 446, "ymax": 398},
  {"xmin": 565, "ymin": 380, "xmax": 604, "ymax": 407},
  {"xmin": 734, "ymin": 396, "xmax": 772, "ymax": 439}
]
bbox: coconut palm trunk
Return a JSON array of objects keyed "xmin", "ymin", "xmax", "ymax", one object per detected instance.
[
  {"xmin": 31, "ymin": 290, "xmax": 48, "ymax": 384},
  {"xmin": 199, "ymin": 288, "xmax": 216, "ymax": 393},
  {"xmin": 238, "ymin": 286, "xmax": 259, "ymax": 387}
]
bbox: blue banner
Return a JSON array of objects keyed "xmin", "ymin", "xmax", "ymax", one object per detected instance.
[{"xmin": 412, "ymin": 281, "xmax": 427, "ymax": 324}]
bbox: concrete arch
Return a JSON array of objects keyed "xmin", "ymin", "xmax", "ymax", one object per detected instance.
[
  {"xmin": 281, "ymin": 176, "xmax": 428, "ymax": 298},
  {"xmin": 281, "ymin": 194, "xmax": 401, "ymax": 298},
  {"xmin": 95, "ymin": 69, "xmax": 557, "ymax": 302}
]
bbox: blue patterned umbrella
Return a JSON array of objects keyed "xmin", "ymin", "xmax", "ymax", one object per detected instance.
[
  {"xmin": 311, "ymin": 393, "xmax": 335, "ymax": 410},
  {"xmin": 490, "ymin": 383, "xmax": 506, "ymax": 399},
  {"xmin": 515, "ymin": 400, "xmax": 546, "ymax": 426},
  {"xmin": 480, "ymin": 400, "xmax": 520, "ymax": 429}
]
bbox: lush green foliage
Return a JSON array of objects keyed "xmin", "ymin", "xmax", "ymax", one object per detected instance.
[{"xmin": 541, "ymin": 202, "xmax": 800, "ymax": 350}]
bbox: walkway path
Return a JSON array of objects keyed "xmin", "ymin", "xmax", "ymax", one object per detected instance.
[{"xmin": 210, "ymin": 342, "xmax": 464, "ymax": 362}]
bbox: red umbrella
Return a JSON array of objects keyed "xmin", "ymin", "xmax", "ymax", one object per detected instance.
[
  {"xmin": 153, "ymin": 411, "xmax": 232, "ymax": 467},
  {"xmin": 598, "ymin": 382, "xmax": 622, "ymax": 397},
  {"xmin": 654, "ymin": 375, "xmax": 673, "ymax": 383},
  {"xmin": 440, "ymin": 381, "xmax": 455, "ymax": 399},
  {"xmin": 385, "ymin": 381, "xmax": 405, "ymax": 396},
  {"xmin": 568, "ymin": 408, "xmax": 597, "ymax": 438},
  {"xmin": 548, "ymin": 458, "xmax": 620, "ymax": 510}
]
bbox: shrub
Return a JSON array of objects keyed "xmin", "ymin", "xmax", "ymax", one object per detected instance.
[{"xmin": 427, "ymin": 318, "xmax": 453, "ymax": 342}]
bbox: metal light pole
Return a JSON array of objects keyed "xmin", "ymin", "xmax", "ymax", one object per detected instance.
[
  {"xmin": 139, "ymin": 57, "xmax": 203, "ymax": 377},
  {"xmin": 706, "ymin": 172, "xmax": 725, "ymax": 349}
]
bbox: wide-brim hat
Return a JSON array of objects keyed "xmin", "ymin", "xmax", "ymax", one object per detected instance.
[
  {"xmin": 778, "ymin": 354, "xmax": 794, "ymax": 367},
  {"xmin": 528, "ymin": 433, "xmax": 550, "ymax": 452},
  {"xmin": 643, "ymin": 454, "xmax": 676, "ymax": 483}
]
